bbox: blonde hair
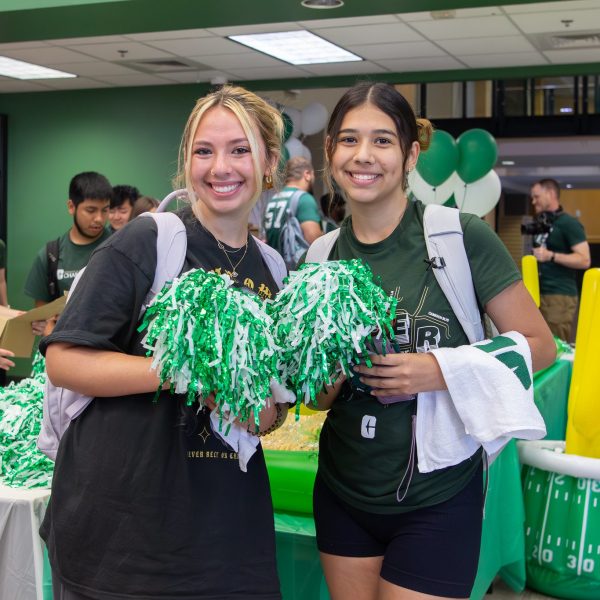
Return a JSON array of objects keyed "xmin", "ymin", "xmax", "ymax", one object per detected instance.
[{"xmin": 176, "ymin": 85, "xmax": 283, "ymax": 205}]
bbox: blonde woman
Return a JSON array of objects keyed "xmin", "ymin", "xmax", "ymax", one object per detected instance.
[{"xmin": 43, "ymin": 86, "xmax": 285, "ymax": 600}]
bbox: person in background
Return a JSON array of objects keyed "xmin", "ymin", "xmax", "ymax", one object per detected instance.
[
  {"xmin": 319, "ymin": 191, "xmax": 346, "ymax": 233},
  {"xmin": 129, "ymin": 195, "xmax": 159, "ymax": 219},
  {"xmin": 530, "ymin": 178, "xmax": 591, "ymax": 341},
  {"xmin": 42, "ymin": 85, "xmax": 286, "ymax": 600},
  {"xmin": 309, "ymin": 82, "xmax": 555, "ymax": 600},
  {"xmin": 263, "ymin": 156, "xmax": 322, "ymax": 248},
  {"xmin": 108, "ymin": 184, "xmax": 140, "ymax": 232},
  {"xmin": 0, "ymin": 238, "xmax": 7, "ymax": 306}
]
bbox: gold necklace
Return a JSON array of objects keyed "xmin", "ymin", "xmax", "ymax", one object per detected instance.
[{"xmin": 216, "ymin": 238, "xmax": 248, "ymax": 281}]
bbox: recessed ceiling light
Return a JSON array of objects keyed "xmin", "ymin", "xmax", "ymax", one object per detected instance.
[
  {"xmin": 229, "ymin": 31, "xmax": 362, "ymax": 65},
  {"xmin": 560, "ymin": 107, "xmax": 573, "ymax": 113},
  {"xmin": 566, "ymin": 183, "xmax": 573, "ymax": 188},
  {"xmin": 0, "ymin": 56, "xmax": 77, "ymax": 80},
  {"xmin": 501, "ymin": 160, "xmax": 515, "ymax": 166},
  {"xmin": 301, "ymin": 0, "xmax": 344, "ymax": 8}
]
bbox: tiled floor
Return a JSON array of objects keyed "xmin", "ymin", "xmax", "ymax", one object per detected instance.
[{"xmin": 488, "ymin": 577, "xmax": 557, "ymax": 600}]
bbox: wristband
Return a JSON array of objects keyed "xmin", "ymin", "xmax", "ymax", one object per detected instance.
[
  {"xmin": 248, "ymin": 403, "xmax": 285, "ymax": 437},
  {"xmin": 550, "ymin": 252, "xmax": 555, "ymax": 263}
]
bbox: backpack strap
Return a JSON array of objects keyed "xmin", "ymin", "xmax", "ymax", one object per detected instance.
[
  {"xmin": 305, "ymin": 229, "xmax": 340, "ymax": 263},
  {"xmin": 423, "ymin": 204, "xmax": 484, "ymax": 343},
  {"xmin": 140, "ymin": 211, "xmax": 187, "ymax": 301},
  {"xmin": 287, "ymin": 189, "xmax": 304, "ymax": 217},
  {"xmin": 46, "ymin": 238, "xmax": 60, "ymax": 300},
  {"xmin": 253, "ymin": 236, "xmax": 287, "ymax": 289}
]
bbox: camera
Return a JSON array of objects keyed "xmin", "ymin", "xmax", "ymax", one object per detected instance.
[{"xmin": 520, "ymin": 211, "xmax": 556, "ymax": 236}]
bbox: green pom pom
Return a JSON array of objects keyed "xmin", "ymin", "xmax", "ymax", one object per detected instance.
[
  {"xmin": 0, "ymin": 374, "xmax": 54, "ymax": 488},
  {"xmin": 267, "ymin": 260, "xmax": 396, "ymax": 407},
  {"xmin": 140, "ymin": 268, "xmax": 279, "ymax": 426}
]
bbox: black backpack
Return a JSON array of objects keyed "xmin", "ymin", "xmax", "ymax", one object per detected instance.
[{"xmin": 46, "ymin": 238, "xmax": 61, "ymax": 301}]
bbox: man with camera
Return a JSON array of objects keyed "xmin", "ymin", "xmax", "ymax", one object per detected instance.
[{"xmin": 528, "ymin": 178, "xmax": 590, "ymax": 341}]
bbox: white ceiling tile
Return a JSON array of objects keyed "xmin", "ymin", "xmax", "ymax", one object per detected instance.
[
  {"xmin": 146, "ymin": 37, "xmax": 251, "ymax": 56},
  {"xmin": 503, "ymin": 1, "xmax": 599, "ymax": 14},
  {"xmin": 200, "ymin": 52, "xmax": 286, "ymax": 69},
  {"xmin": 39, "ymin": 77, "xmax": 112, "ymax": 90},
  {"xmin": 158, "ymin": 70, "xmax": 235, "ymax": 83},
  {"xmin": 315, "ymin": 23, "xmax": 425, "ymax": 45},
  {"xmin": 375, "ymin": 56, "xmax": 466, "ymax": 72},
  {"xmin": 1, "ymin": 46, "xmax": 96, "ymax": 65},
  {"xmin": 91, "ymin": 73, "xmax": 173, "ymax": 86},
  {"xmin": 401, "ymin": 7, "xmax": 505, "ymax": 21},
  {"xmin": 410, "ymin": 15, "xmax": 519, "ymax": 40},
  {"xmin": 125, "ymin": 29, "xmax": 214, "ymax": 41},
  {"xmin": 300, "ymin": 15, "xmax": 399, "ymax": 29},
  {"xmin": 543, "ymin": 48, "xmax": 600, "ymax": 64},
  {"xmin": 226, "ymin": 66, "xmax": 312, "ymax": 80},
  {"xmin": 66, "ymin": 42, "xmax": 173, "ymax": 61},
  {"xmin": 300, "ymin": 60, "xmax": 387, "ymax": 76},
  {"xmin": 347, "ymin": 41, "xmax": 446, "ymax": 60},
  {"xmin": 49, "ymin": 35, "xmax": 131, "ymax": 46},
  {"xmin": 0, "ymin": 41, "xmax": 50, "ymax": 50},
  {"xmin": 460, "ymin": 51, "xmax": 547, "ymax": 68},
  {"xmin": 437, "ymin": 35, "xmax": 537, "ymax": 56},
  {"xmin": 208, "ymin": 23, "xmax": 302, "ymax": 36},
  {"xmin": 509, "ymin": 10, "xmax": 600, "ymax": 34},
  {"xmin": 49, "ymin": 61, "xmax": 139, "ymax": 77},
  {"xmin": 0, "ymin": 79, "xmax": 52, "ymax": 92}
]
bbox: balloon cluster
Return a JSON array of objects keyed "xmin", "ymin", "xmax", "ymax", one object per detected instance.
[
  {"xmin": 280, "ymin": 103, "xmax": 329, "ymax": 164},
  {"xmin": 409, "ymin": 128, "xmax": 501, "ymax": 217}
]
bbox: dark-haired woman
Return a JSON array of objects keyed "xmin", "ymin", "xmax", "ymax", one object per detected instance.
[{"xmin": 310, "ymin": 82, "xmax": 555, "ymax": 600}]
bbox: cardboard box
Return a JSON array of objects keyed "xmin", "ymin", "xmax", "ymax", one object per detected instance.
[{"xmin": 0, "ymin": 296, "xmax": 67, "ymax": 357}]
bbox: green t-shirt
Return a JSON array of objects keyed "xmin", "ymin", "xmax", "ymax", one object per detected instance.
[
  {"xmin": 318, "ymin": 200, "xmax": 521, "ymax": 514},
  {"xmin": 0, "ymin": 239, "xmax": 5, "ymax": 270},
  {"xmin": 24, "ymin": 229, "xmax": 112, "ymax": 302},
  {"xmin": 264, "ymin": 186, "xmax": 321, "ymax": 249},
  {"xmin": 539, "ymin": 212, "xmax": 587, "ymax": 296}
]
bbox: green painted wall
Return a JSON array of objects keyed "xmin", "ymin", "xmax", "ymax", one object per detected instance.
[{"xmin": 0, "ymin": 82, "xmax": 211, "ymax": 374}]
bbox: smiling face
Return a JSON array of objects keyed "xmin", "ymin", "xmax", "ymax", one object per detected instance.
[
  {"xmin": 330, "ymin": 103, "xmax": 419, "ymax": 209},
  {"xmin": 190, "ymin": 105, "xmax": 265, "ymax": 219},
  {"xmin": 108, "ymin": 199, "xmax": 133, "ymax": 230}
]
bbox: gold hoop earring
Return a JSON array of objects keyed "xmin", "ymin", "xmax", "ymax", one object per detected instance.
[{"xmin": 264, "ymin": 173, "xmax": 273, "ymax": 190}]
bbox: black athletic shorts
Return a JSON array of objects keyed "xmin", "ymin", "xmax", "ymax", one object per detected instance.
[{"xmin": 313, "ymin": 465, "xmax": 483, "ymax": 598}]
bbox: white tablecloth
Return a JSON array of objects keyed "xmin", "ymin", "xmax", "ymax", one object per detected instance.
[{"xmin": 0, "ymin": 484, "xmax": 51, "ymax": 600}]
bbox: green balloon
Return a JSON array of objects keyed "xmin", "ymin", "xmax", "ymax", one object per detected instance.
[
  {"xmin": 415, "ymin": 130, "xmax": 458, "ymax": 186},
  {"xmin": 282, "ymin": 112, "xmax": 294, "ymax": 142},
  {"xmin": 456, "ymin": 128, "xmax": 498, "ymax": 184}
]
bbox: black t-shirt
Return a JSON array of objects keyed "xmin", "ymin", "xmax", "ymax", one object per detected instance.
[{"xmin": 40, "ymin": 207, "xmax": 281, "ymax": 600}]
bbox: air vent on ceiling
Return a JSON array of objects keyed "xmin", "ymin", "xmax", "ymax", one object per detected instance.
[
  {"xmin": 532, "ymin": 31, "xmax": 600, "ymax": 51},
  {"xmin": 118, "ymin": 58, "xmax": 210, "ymax": 73}
]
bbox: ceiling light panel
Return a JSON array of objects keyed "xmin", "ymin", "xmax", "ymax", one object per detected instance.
[
  {"xmin": 0, "ymin": 56, "xmax": 77, "ymax": 79},
  {"xmin": 228, "ymin": 30, "xmax": 362, "ymax": 65}
]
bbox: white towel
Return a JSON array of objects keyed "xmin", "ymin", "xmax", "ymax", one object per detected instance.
[
  {"xmin": 210, "ymin": 379, "xmax": 294, "ymax": 471},
  {"xmin": 416, "ymin": 331, "xmax": 546, "ymax": 473}
]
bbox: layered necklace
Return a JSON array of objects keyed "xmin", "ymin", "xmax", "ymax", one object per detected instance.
[{"xmin": 215, "ymin": 237, "xmax": 248, "ymax": 281}]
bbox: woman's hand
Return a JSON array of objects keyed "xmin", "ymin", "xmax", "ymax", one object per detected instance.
[
  {"xmin": 0, "ymin": 348, "xmax": 15, "ymax": 371},
  {"xmin": 353, "ymin": 352, "xmax": 446, "ymax": 397}
]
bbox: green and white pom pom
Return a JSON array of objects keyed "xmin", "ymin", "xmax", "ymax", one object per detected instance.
[
  {"xmin": 0, "ymin": 374, "xmax": 54, "ymax": 489},
  {"xmin": 139, "ymin": 268, "xmax": 279, "ymax": 426},
  {"xmin": 30, "ymin": 350, "xmax": 46, "ymax": 377},
  {"xmin": 267, "ymin": 260, "xmax": 397, "ymax": 407}
]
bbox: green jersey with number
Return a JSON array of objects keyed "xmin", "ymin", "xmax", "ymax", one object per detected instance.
[
  {"xmin": 318, "ymin": 199, "xmax": 521, "ymax": 513},
  {"xmin": 264, "ymin": 186, "xmax": 321, "ymax": 249}
]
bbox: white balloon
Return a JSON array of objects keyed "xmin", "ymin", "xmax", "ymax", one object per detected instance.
[
  {"xmin": 435, "ymin": 172, "xmax": 460, "ymax": 204},
  {"xmin": 283, "ymin": 107, "xmax": 302, "ymax": 138},
  {"xmin": 408, "ymin": 169, "xmax": 448, "ymax": 205},
  {"xmin": 454, "ymin": 170, "xmax": 501, "ymax": 217},
  {"xmin": 285, "ymin": 137, "xmax": 305, "ymax": 159},
  {"xmin": 301, "ymin": 102, "xmax": 328, "ymax": 136}
]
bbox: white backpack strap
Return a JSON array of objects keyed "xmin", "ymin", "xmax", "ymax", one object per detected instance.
[
  {"xmin": 140, "ymin": 211, "xmax": 187, "ymax": 299},
  {"xmin": 254, "ymin": 236, "xmax": 287, "ymax": 289},
  {"xmin": 423, "ymin": 204, "xmax": 484, "ymax": 343},
  {"xmin": 305, "ymin": 229, "xmax": 340, "ymax": 263}
]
